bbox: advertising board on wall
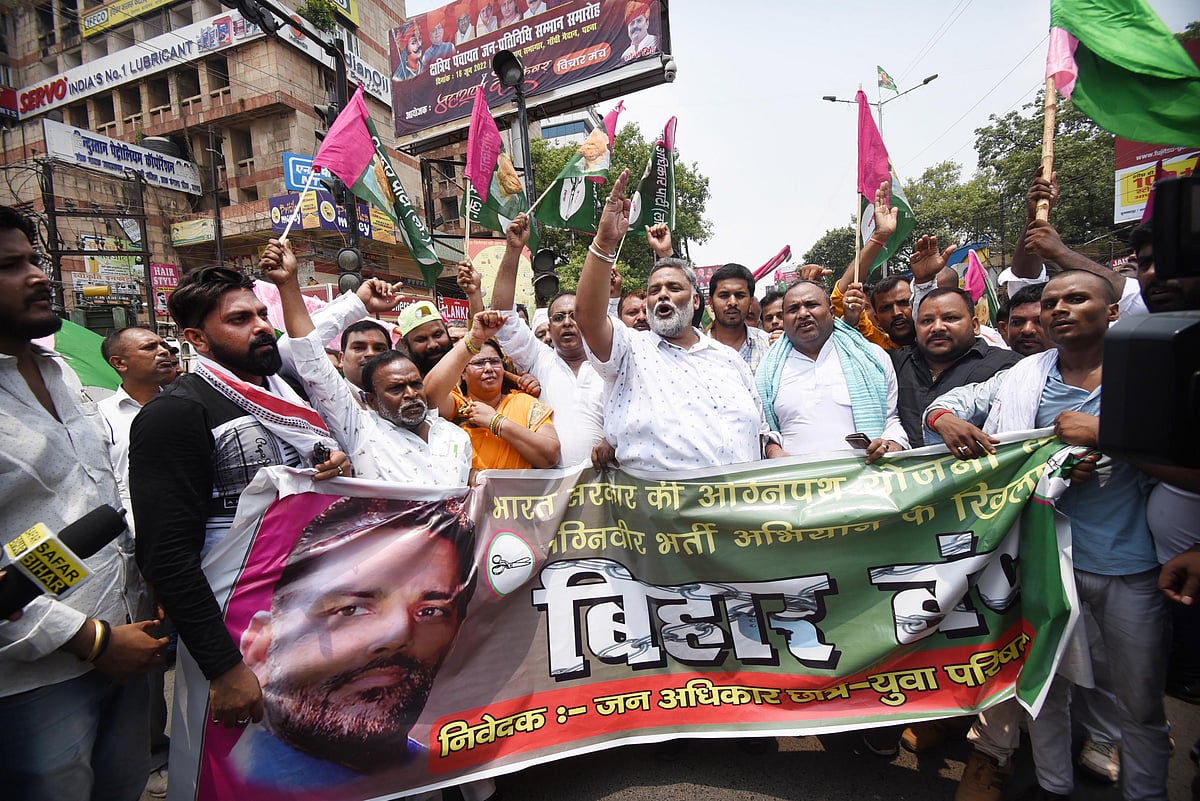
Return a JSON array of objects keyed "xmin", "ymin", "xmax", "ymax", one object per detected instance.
[
  {"xmin": 18, "ymin": 5, "xmax": 392, "ymax": 119},
  {"xmin": 81, "ymin": 0, "xmax": 172, "ymax": 38},
  {"xmin": 390, "ymin": 0, "xmax": 664, "ymax": 144},
  {"xmin": 43, "ymin": 119, "xmax": 203, "ymax": 195}
]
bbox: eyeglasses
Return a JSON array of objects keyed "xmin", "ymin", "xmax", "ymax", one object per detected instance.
[
  {"xmin": 467, "ymin": 357, "xmax": 504, "ymax": 369},
  {"xmin": 550, "ymin": 311, "xmax": 576, "ymax": 324}
]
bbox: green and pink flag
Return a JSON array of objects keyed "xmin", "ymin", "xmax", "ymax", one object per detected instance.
[
  {"xmin": 1047, "ymin": 0, "xmax": 1200, "ymax": 148},
  {"xmin": 533, "ymin": 101, "xmax": 625, "ymax": 233},
  {"xmin": 312, "ymin": 85, "xmax": 443, "ymax": 288},
  {"xmin": 856, "ymin": 90, "xmax": 915, "ymax": 273}
]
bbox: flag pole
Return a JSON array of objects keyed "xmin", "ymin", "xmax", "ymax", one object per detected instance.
[
  {"xmin": 853, "ymin": 82, "xmax": 864, "ymax": 285},
  {"xmin": 280, "ymin": 170, "xmax": 318, "ymax": 244},
  {"xmin": 1037, "ymin": 76, "xmax": 1056, "ymax": 222},
  {"xmin": 526, "ymin": 180, "xmax": 557, "ymax": 215},
  {"xmin": 463, "ymin": 181, "xmax": 471, "ymax": 262},
  {"xmin": 612, "ymin": 231, "xmax": 628, "ymax": 263}
]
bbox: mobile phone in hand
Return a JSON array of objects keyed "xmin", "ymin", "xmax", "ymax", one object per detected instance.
[{"xmin": 845, "ymin": 433, "xmax": 871, "ymax": 450}]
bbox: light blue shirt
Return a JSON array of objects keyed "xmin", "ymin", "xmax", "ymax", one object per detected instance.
[{"xmin": 1034, "ymin": 367, "xmax": 1156, "ymax": 576}]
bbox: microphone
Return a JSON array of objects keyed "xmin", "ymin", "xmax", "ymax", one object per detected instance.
[{"xmin": 0, "ymin": 506, "xmax": 128, "ymax": 618}]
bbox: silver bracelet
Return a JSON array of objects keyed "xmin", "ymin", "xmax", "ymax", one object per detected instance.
[{"xmin": 588, "ymin": 243, "xmax": 617, "ymax": 263}]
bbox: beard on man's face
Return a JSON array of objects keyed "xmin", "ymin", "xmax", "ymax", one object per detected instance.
[
  {"xmin": 409, "ymin": 342, "xmax": 451, "ymax": 376},
  {"xmin": 209, "ymin": 333, "xmax": 283, "ymax": 377},
  {"xmin": 261, "ymin": 650, "xmax": 437, "ymax": 772}
]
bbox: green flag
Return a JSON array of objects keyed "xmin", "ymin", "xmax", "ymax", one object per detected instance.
[
  {"xmin": 858, "ymin": 170, "xmax": 916, "ymax": 276},
  {"xmin": 877, "ymin": 65, "xmax": 898, "ymax": 93},
  {"xmin": 532, "ymin": 174, "xmax": 600, "ymax": 234},
  {"xmin": 628, "ymin": 117, "xmax": 677, "ymax": 236},
  {"xmin": 534, "ymin": 101, "xmax": 624, "ymax": 232},
  {"xmin": 1049, "ymin": 0, "xmax": 1200, "ymax": 148},
  {"xmin": 51, "ymin": 319, "xmax": 120, "ymax": 390},
  {"xmin": 460, "ymin": 151, "xmax": 540, "ymax": 254}
]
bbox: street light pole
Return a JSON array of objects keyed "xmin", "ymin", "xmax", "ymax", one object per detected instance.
[{"xmin": 822, "ymin": 73, "xmax": 939, "ymax": 136}]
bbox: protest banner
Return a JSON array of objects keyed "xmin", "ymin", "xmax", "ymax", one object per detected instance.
[{"xmin": 169, "ymin": 436, "xmax": 1074, "ymax": 800}]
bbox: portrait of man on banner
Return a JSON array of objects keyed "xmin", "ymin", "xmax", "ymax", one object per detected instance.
[{"xmin": 205, "ymin": 494, "xmax": 477, "ymax": 796}]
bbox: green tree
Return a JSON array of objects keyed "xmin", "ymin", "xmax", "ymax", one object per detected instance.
[
  {"xmin": 296, "ymin": 0, "xmax": 338, "ymax": 33},
  {"xmin": 529, "ymin": 122, "xmax": 712, "ymax": 292},
  {"xmin": 904, "ymin": 161, "xmax": 993, "ymax": 248},
  {"xmin": 802, "ymin": 222, "xmax": 857, "ymax": 271},
  {"xmin": 973, "ymin": 93, "xmax": 1116, "ymax": 261}
]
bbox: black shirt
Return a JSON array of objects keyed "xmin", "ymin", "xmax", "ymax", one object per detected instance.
[
  {"xmin": 129, "ymin": 374, "xmax": 303, "ymax": 680},
  {"xmin": 890, "ymin": 339, "xmax": 1022, "ymax": 447}
]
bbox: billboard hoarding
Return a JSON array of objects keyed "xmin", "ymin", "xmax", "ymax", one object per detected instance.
[
  {"xmin": 1111, "ymin": 39, "xmax": 1200, "ymax": 224},
  {"xmin": 390, "ymin": 0, "xmax": 667, "ymax": 149}
]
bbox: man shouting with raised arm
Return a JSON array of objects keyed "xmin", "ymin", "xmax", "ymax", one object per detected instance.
[{"xmin": 574, "ymin": 170, "xmax": 773, "ymax": 472}]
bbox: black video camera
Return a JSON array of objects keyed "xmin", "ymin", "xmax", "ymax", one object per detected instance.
[{"xmin": 1100, "ymin": 175, "xmax": 1200, "ymax": 468}]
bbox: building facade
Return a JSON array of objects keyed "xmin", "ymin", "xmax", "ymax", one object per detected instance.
[{"xmin": 0, "ymin": 0, "xmax": 460, "ymax": 337}]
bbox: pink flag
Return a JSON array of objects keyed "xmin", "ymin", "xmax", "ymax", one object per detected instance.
[
  {"xmin": 311, "ymin": 85, "xmax": 375, "ymax": 186},
  {"xmin": 1046, "ymin": 27, "xmax": 1079, "ymax": 99},
  {"xmin": 603, "ymin": 100, "xmax": 626, "ymax": 143},
  {"xmin": 465, "ymin": 83, "xmax": 502, "ymax": 202},
  {"xmin": 964, "ymin": 250, "xmax": 987, "ymax": 304},
  {"xmin": 1140, "ymin": 160, "xmax": 1166, "ymax": 223},
  {"xmin": 857, "ymin": 90, "xmax": 890, "ymax": 203},
  {"xmin": 752, "ymin": 245, "xmax": 791, "ymax": 282}
]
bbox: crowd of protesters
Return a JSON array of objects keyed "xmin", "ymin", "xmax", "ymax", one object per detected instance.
[{"xmin": 1, "ymin": 158, "xmax": 1198, "ymax": 801}]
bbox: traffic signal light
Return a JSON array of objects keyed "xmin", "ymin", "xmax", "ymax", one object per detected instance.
[
  {"xmin": 532, "ymin": 248, "xmax": 559, "ymax": 306},
  {"xmin": 336, "ymin": 247, "xmax": 362, "ymax": 295},
  {"xmin": 219, "ymin": 0, "xmax": 279, "ymax": 33},
  {"xmin": 314, "ymin": 103, "xmax": 339, "ymax": 142}
]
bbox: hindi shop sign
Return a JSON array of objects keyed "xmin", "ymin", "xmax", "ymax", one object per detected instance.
[
  {"xmin": 174, "ymin": 438, "xmax": 1073, "ymax": 800},
  {"xmin": 43, "ymin": 120, "xmax": 203, "ymax": 195},
  {"xmin": 390, "ymin": 0, "xmax": 662, "ymax": 140}
]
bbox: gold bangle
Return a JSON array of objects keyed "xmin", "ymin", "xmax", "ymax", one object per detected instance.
[
  {"xmin": 82, "ymin": 619, "xmax": 104, "ymax": 662},
  {"xmin": 465, "ymin": 338, "xmax": 480, "ymax": 355}
]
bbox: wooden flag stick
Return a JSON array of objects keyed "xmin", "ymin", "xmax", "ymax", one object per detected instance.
[
  {"xmin": 612, "ymin": 230, "xmax": 629, "ymax": 263},
  {"xmin": 1037, "ymin": 76, "xmax": 1057, "ymax": 222},
  {"xmin": 526, "ymin": 180, "xmax": 556, "ymax": 216},
  {"xmin": 280, "ymin": 170, "xmax": 318, "ymax": 244}
]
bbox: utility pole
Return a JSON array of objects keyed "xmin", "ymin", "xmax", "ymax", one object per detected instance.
[{"xmin": 208, "ymin": 126, "xmax": 224, "ymax": 266}]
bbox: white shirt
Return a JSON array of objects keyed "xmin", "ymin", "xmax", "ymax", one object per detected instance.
[
  {"xmin": 773, "ymin": 338, "xmax": 908, "ymax": 457},
  {"xmin": 585, "ymin": 319, "xmax": 764, "ymax": 472},
  {"xmin": 97, "ymin": 386, "xmax": 142, "ymax": 516},
  {"xmin": 290, "ymin": 329, "xmax": 471, "ymax": 487},
  {"xmin": 495, "ymin": 310, "xmax": 605, "ymax": 468},
  {"xmin": 0, "ymin": 346, "xmax": 134, "ymax": 697}
]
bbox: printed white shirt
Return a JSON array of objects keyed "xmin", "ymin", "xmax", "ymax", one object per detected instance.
[
  {"xmin": 0, "ymin": 345, "xmax": 133, "ymax": 697},
  {"xmin": 773, "ymin": 338, "xmax": 908, "ymax": 457},
  {"xmin": 290, "ymin": 329, "xmax": 471, "ymax": 487},
  {"xmin": 584, "ymin": 318, "xmax": 764, "ymax": 473},
  {"xmin": 495, "ymin": 310, "xmax": 605, "ymax": 468}
]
